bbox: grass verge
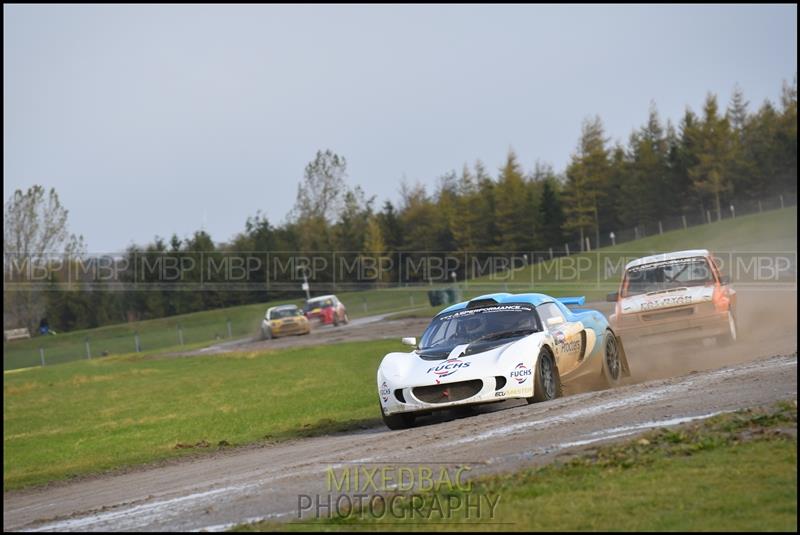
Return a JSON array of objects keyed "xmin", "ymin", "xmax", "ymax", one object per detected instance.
[{"xmin": 3, "ymin": 339, "xmax": 397, "ymax": 491}]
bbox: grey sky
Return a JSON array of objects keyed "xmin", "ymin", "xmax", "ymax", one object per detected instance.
[{"xmin": 4, "ymin": 4, "xmax": 797, "ymax": 252}]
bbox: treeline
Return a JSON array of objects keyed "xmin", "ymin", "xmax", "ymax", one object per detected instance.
[{"xmin": 43, "ymin": 81, "xmax": 797, "ymax": 331}]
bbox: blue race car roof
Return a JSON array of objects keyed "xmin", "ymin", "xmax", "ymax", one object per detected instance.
[{"xmin": 437, "ymin": 292, "xmax": 585, "ymax": 316}]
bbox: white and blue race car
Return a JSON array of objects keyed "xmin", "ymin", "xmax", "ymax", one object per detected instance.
[{"xmin": 377, "ymin": 292, "xmax": 630, "ymax": 429}]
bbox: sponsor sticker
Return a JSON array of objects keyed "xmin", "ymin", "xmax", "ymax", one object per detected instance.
[
  {"xmin": 426, "ymin": 358, "xmax": 471, "ymax": 378},
  {"xmin": 510, "ymin": 362, "xmax": 532, "ymax": 384},
  {"xmin": 380, "ymin": 381, "xmax": 391, "ymax": 403},
  {"xmin": 640, "ymin": 295, "xmax": 692, "ymax": 311}
]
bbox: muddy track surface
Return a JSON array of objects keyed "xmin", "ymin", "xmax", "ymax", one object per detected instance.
[{"xmin": 3, "ymin": 290, "xmax": 797, "ymax": 532}]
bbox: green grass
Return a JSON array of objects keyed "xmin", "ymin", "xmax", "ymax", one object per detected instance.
[
  {"xmin": 240, "ymin": 403, "xmax": 797, "ymax": 531},
  {"xmin": 3, "ymin": 207, "xmax": 796, "ymax": 369},
  {"xmin": 3, "ymin": 339, "xmax": 398, "ymax": 490},
  {"xmin": 2, "ymin": 288, "xmax": 431, "ymax": 370}
]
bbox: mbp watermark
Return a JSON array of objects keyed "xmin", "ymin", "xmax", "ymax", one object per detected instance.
[
  {"xmin": 3, "ymin": 250, "xmax": 796, "ymax": 291},
  {"xmin": 296, "ymin": 463, "xmax": 502, "ymax": 523}
]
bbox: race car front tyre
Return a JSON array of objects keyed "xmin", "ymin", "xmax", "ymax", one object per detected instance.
[
  {"xmin": 381, "ymin": 408, "xmax": 415, "ymax": 430},
  {"xmin": 602, "ymin": 331, "xmax": 623, "ymax": 387},
  {"xmin": 261, "ymin": 325, "xmax": 272, "ymax": 341},
  {"xmin": 717, "ymin": 310, "xmax": 738, "ymax": 346},
  {"xmin": 527, "ymin": 347, "xmax": 562, "ymax": 404}
]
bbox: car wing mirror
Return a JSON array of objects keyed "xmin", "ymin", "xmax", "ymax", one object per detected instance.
[{"xmin": 401, "ymin": 337, "xmax": 417, "ymax": 347}]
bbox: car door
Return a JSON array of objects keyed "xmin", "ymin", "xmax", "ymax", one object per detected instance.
[{"xmin": 537, "ymin": 302, "xmax": 585, "ymax": 374}]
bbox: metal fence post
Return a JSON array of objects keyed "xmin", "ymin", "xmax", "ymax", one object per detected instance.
[
  {"xmin": 134, "ymin": 331, "xmax": 141, "ymax": 353},
  {"xmin": 226, "ymin": 318, "xmax": 233, "ymax": 338},
  {"xmin": 362, "ymin": 297, "xmax": 368, "ymax": 313},
  {"xmin": 682, "ymin": 214, "xmax": 687, "ymax": 230},
  {"xmin": 565, "ymin": 243, "xmax": 570, "ymax": 256},
  {"xmin": 658, "ymin": 221, "xmax": 663, "ymax": 235},
  {"xmin": 178, "ymin": 323, "xmax": 184, "ymax": 346},
  {"xmin": 39, "ymin": 347, "xmax": 45, "ymax": 367},
  {"xmin": 549, "ymin": 247, "xmax": 553, "ymax": 260},
  {"xmin": 85, "ymin": 337, "xmax": 91, "ymax": 359},
  {"xmin": 706, "ymin": 210, "xmax": 712, "ymax": 224}
]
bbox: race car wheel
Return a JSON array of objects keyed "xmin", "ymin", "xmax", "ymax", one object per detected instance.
[
  {"xmin": 381, "ymin": 409, "xmax": 415, "ymax": 430},
  {"xmin": 602, "ymin": 331, "xmax": 622, "ymax": 387},
  {"xmin": 528, "ymin": 347, "xmax": 562, "ymax": 404},
  {"xmin": 717, "ymin": 310, "xmax": 738, "ymax": 346},
  {"xmin": 261, "ymin": 325, "xmax": 272, "ymax": 341}
]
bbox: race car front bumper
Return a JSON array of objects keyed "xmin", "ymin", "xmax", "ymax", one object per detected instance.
[
  {"xmin": 615, "ymin": 305, "xmax": 730, "ymax": 346},
  {"xmin": 380, "ymin": 374, "xmax": 533, "ymax": 416}
]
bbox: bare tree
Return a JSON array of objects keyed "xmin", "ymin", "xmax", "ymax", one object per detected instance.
[
  {"xmin": 3, "ymin": 186, "xmax": 84, "ymax": 330},
  {"xmin": 292, "ymin": 149, "xmax": 348, "ymax": 223}
]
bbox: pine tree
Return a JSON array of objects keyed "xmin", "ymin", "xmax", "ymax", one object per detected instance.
[
  {"xmin": 538, "ymin": 179, "xmax": 565, "ymax": 249},
  {"xmin": 689, "ymin": 94, "xmax": 735, "ymax": 220},
  {"xmin": 562, "ymin": 116, "xmax": 611, "ymax": 250},
  {"xmin": 495, "ymin": 150, "xmax": 533, "ymax": 252}
]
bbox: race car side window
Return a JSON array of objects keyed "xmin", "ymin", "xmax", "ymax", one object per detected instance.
[{"xmin": 537, "ymin": 303, "xmax": 564, "ymax": 326}]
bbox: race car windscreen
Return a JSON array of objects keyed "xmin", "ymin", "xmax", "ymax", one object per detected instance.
[
  {"xmin": 304, "ymin": 298, "xmax": 333, "ymax": 312},
  {"xmin": 623, "ymin": 257, "xmax": 715, "ymax": 297},
  {"xmin": 418, "ymin": 303, "xmax": 540, "ymax": 357},
  {"xmin": 271, "ymin": 308, "xmax": 302, "ymax": 319}
]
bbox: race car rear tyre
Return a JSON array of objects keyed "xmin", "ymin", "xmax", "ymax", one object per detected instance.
[
  {"xmin": 717, "ymin": 310, "xmax": 738, "ymax": 346},
  {"xmin": 381, "ymin": 410, "xmax": 415, "ymax": 430},
  {"xmin": 527, "ymin": 347, "xmax": 562, "ymax": 404},
  {"xmin": 602, "ymin": 331, "xmax": 622, "ymax": 387}
]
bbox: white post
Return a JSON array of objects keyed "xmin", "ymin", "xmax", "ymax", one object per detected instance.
[
  {"xmin": 226, "ymin": 319, "xmax": 233, "ymax": 338},
  {"xmin": 682, "ymin": 214, "xmax": 687, "ymax": 230},
  {"xmin": 780, "ymin": 195, "xmax": 784, "ymax": 209},
  {"xmin": 39, "ymin": 347, "xmax": 45, "ymax": 367},
  {"xmin": 565, "ymin": 243, "xmax": 570, "ymax": 256},
  {"xmin": 85, "ymin": 337, "xmax": 91, "ymax": 360},
  {"xmin": 585, "ymin": 236, "xmax": 591, "ymax": 252},
  {"xmin": 548, "ymin": 247, "xmax": 553, "ymax": 260},
  {"xmin": 729, "ymin": 205, "xmax": 735, "ymax": 219},
  {"xmin": 134, "ymin": 332, "xmax": 141, "ymax": 353},
  {"xmin": 758, "ymin": 200, "xmax": 763, "ymax": 213},
  {"xmin": 178, "ymin": 324, "xmax": 184, "ymax": 346},
  {"xmin": 362, "ymin": 298, "xmax": 367, "ymax": 313},
  {"xmin": 658, "ymin": 221, "xmax": 663, "ymax": 235},
  {"xmin": 706, "ymin": 210, "xmax": 712, "ymax": 224},
  {"xmin": 634, "ymin": 227, "xmax": 639, "ymax": 240},
  {"xmin": 609, "ymin": 232, "xmax": 616, "ymax": 247}
]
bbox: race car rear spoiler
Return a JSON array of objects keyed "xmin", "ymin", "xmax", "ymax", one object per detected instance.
[{"xmin": 556, "ymin": 296, "xmax": 586, "ymax": 306}]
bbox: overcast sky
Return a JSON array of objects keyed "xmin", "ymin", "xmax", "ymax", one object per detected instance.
[{"xmin": 4, "ymin": 4, "xmax": 797, "ymax": 252}]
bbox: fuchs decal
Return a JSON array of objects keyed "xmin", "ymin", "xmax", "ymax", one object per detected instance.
[
  {"xmin": 380, "ymin": 381, "xmax": 391, "ymax": 403},
  {"xmin": 426, "ymin": 358, "xmax": 471, "ymax": 383},
  {"xmin": 510, "ymin": 362, "xmax": 532, "ymax": 384}
]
